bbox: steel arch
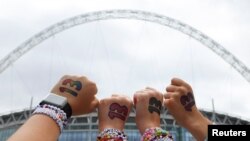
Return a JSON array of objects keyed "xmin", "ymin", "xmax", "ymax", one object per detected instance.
[{"xmin": 0, "ymin": 9, "xmax": 249, "ymax": 83}]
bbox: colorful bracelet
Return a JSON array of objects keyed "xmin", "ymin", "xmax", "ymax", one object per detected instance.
[
  {"xmin": 141, "ymin": 127, "xmax": 173, "ymax": 141},
  {"xmin": 97, "ymin": 128, "xmax": 128, "ymax": 141},
  {"xmin": 32, "ymin": 104, "xmax": 68, "ymax": 132}
]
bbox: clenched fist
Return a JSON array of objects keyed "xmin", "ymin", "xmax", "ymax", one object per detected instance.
[
  {"xmin": 134, "ymin": 87, "xmax": 163, "ymax": 134},
  {"xmin": 50, "ymin": 75, "xmax": 99, "ymax": 115},
  {"xmin": 164, "ymin": 78, "xmax": 212, "ymax": 141},
  {"xmin": 98, "ymin": 95, "xmax": 133, "ymax": 131}
]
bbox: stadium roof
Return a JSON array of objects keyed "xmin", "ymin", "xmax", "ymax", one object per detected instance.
[{"xmin": 1, "ymin": 108, "xmax": 249, "ymax": 130}]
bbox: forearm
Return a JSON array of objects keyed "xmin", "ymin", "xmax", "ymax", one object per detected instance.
[
  {"xmin": 7, "ymin": 115, "xmax": 60, "ymax": 141},
  {"xmin": 186, "ymin": 113, "xmax": 212, "ymax": 141},
  {"xmin": 8, "ymin": 75, "xmax": 98, "ymax": 141}
]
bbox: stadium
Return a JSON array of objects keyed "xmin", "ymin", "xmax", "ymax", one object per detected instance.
[
  {"xmin": 1, "ymin": 9, "xmax": 250, "ymax": 141},
  {"xmin": 1, "ymin": 108, "xmax": 250, "ymax": 141}
]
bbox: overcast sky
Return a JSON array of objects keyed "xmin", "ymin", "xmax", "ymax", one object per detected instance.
[{"xmin": 0, "ymin": 0, "xmax": 250, "ymax": 120}]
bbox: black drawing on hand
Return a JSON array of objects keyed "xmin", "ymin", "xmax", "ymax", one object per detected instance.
[
  {"xmin": 148, "ymin": 97, "xmax": 162, "ymax": 115},
  {"xmin": 180, "ymin": 92, "xmax": 195, "ymax": 112}
]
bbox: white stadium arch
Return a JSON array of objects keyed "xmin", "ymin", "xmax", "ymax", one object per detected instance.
[{"xmin": 0, "ymin": 9, "xmax": 249, "ymax": 83}]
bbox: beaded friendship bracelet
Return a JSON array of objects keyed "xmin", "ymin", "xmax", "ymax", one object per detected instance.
[
  {"xmin": 33, "ymin": 104, "xmax": 68, "ymax": 132},
  {"xmin": 141, "ymin": 127, "xmax": 173, "ymax": 141},
  {"xmin": 97, "ymin": 128, "xmax": 128, "ymax": 141}
]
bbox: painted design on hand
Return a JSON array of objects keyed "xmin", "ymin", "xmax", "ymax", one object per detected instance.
[
  {"xmin": 108, "ymin": 103, "xmax": 128, "ymax": 121},
  {"xmin": 59, "ymin": 79, "xmax": 82, "ymax": 97},
  {"xmin": 148, "ymin": 97, "xmax": 162, "ymax": 115},
  {"xmin": 180, "ymin": 92, "xmax": 195, "ymax": 112},
  {"xmin": 62, "ymin": 79, "xmax": 82, "ymax": 90}
]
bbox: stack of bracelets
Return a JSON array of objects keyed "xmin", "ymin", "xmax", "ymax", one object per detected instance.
[
  {"xmin": 33, "ymin": 104, "xmax": 68, "ymax": 132},
  {"xmin": 97, "ymin": 128, "xmax": 128, "ymax": 141},
  {"xmin": 97, "ymin": 127, "xmax": 173, "ymax": 141},
  {"xmin": 141, "ymin": 127, "xmax": 173, "ymax": 141}
]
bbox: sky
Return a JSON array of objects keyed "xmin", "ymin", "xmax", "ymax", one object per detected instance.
[{"xmin": 0, "ymin": 0, "xmax": 250, "ymax": 121}]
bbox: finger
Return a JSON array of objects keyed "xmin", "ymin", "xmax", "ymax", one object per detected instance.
[
  {"xmin": 166, "ymin": 85, "xmax": 178, "ymax": 92},
  {"xmin": 134, "ymin": 89, "xmax": 147, "ymax": 94},
  {"xmin": 171, "ymin": 77, "xmax": 186, "ymax": 86},
  {"xmin": 164, "ymin": 92, "xmax": 176, "ymax": 99},
  {"xmin": 163, "ymin": 92, "xmax": 171, "ymax": 99},
  {"xmin": 79, "ymin": 75, "xmax": 88, "ymax": 81},
  {"xmin": 133, "ymin": 90, "xmax": 151, "ymax": 106},
  {"xmin": 145, "ymin": 87, "xmax": 156, "ymax": 91},
  {"xmin": 86, "ymin": 82, "xmax": 98, "ymax": 95},
  {"xmin": 164, "ymin": 91, "xmax": 181, "ymax": 100},
  {"xmin": 99, "ymin": 98, "xmax": 107, "ymax": 105},
  {"xmin": 111, "ymin": 94, "xmax": 120, "ymax": 97},
  {"xmin": 123, "ymin": 96, "xmax": 133, "ymax": 104},
  {"xmin": 134, "ymin": 89, "xmax": 148, "ymax": 98},
  {"xmin": 92, "ymin": 98, "xmax": 99, "ymax": 109},
  {"xmin": 171, "ymin": 78, "xmax": 191, "ymax": 89},
  {"xmin": 144, "ymin": 87, "xmax": 163, "ymax": 96},
  {"xmin": 163, "ymin": 98, "xmax": 172, "ymax": 108}
]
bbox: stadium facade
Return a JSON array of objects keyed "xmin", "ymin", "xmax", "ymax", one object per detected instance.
[{"xmin": 1, "ymin": 108, "xmax": 249, "ymax": 141}]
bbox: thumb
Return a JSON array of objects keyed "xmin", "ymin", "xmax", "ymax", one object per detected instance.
[
  {"xmin": 163, "ymin": 98, "xmax": 171, "ymax": 108},
  {"xmin": 91, "ymin": 98, "xmax": 99, "ymax": 110}
]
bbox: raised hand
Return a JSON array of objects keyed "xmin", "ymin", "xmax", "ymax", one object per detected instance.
[
  {"xmin": 164, "ymin": 78, "xmax": 212, "ymax": 141},
  {"xmin": 134, "ymin": 87, "xmax": 163, "ymax": 134},
  {"xmin": 50, "ymin": 75, "xmax": 99, "ymax": 115},
  {"xmin": 98, "ymin": 95, "xmax": 133, "ymax": 131}
]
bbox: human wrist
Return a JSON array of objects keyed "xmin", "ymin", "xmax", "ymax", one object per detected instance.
[
  {"xmin": 99, "ymin": 122, "xmax": 125, "ymax": 132},
  {"xmin": 185, "ymin": 112, "xmax": 212, "ymax": 141},
  {"xmin": 39, "ymin": 93, "xmax": 72, "ymax": 118},
  {"xmin": 33, "ymin": 104, "xmax": 69, "ymax": 132},
  {"xmin": 137, "ymin": 121, "xmax": 160, "ymax": 135}
]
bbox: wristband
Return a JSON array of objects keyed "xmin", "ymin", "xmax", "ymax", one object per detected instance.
[
  {"xmin": 39, "ymin": 93, "xmax": 72, "ymax": 119},
  {"xmin": 97, "ymin": 128, "xmax": 128, "ymax": 141},
  {"xmin": 33, "ymin": 104, "xmax": 68, "ymax": 132},
  {"xmin": 141, "ymin": 127, "xmax": 173, "ymax": 141}
]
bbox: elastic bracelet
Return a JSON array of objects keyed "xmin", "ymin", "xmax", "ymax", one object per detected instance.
[
  {"xmin": 141, "ymin": 127, "xmax": 173, "ymax": 141},
  {"xmin": 32, "ymin": 104, "xmax": 68, "ymax": 132},
  {"xmin": 97, "ymin": 128, "xmax": 128, "ymax": 141}
]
